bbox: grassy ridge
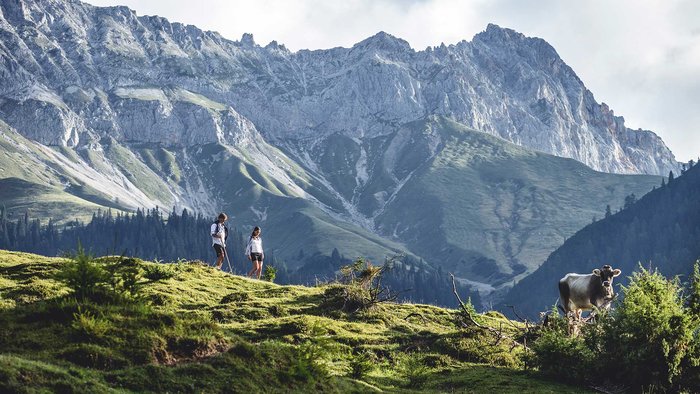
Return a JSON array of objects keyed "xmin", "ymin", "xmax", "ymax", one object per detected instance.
[{"xmin": 0, "ymin": 250, "xmax": 589, "ymax": 393}]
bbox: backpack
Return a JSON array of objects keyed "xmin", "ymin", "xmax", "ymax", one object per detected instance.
[{"xmin": 213, "ymin": 222, "xmax": 229, "ymax": 242}]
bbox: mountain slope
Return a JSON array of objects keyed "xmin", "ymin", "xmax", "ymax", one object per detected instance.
[
  {"xmin": 0, "ymin": 118, "xmax": 408, "ymax": 266},
  {"xmin": 353, "ymin": 117, "xmax": 661, "ymax": 295},
  {"xmin": 502, "ymin": 164, "xmax": 700, "ymax": 318}
]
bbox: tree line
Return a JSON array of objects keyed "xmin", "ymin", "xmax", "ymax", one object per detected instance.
[{"xmin": 0, "ymin": 207, "xmax": 248, "ymax": 265}]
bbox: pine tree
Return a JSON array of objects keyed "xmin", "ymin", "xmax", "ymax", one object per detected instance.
[
  {"xmin": 689, "ymin": 260, "xmax": 700, "ymax": 318},
  {"xmin": 605, "ymin": 204, "xmax": 612, "ymax": 218}
]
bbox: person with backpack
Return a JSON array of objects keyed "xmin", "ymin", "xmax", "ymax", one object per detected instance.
[
  {"xmin": 245, "ymin": 226, "xmax": 264, "ymax": 279},
  {"xmin": 211, "ymin": 213, "xmax": 229, "ymax": 270}
]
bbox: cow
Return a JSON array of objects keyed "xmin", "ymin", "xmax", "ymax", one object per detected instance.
[{"xmin": 558, "ymin": 265, "xmax": 621, "ymax": 331}]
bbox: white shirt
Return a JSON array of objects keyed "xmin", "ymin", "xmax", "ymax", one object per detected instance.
[
  {"xmin": 211, "ymin": 223, "xmax": 226, "ymax": 247},
  {"xmin": 245, "ymin": 237, "xmax": 263, "ymax": 255}
]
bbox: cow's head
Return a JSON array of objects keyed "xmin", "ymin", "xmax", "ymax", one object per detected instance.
[{"xmin": 592, "ymin": 265, "xmax": 621, "ymax": 299}]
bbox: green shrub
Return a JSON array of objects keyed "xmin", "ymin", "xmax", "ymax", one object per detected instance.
[
  {"xmin": 143, "ymin": 264, "xmax": 176, "ymax": 281},
  {"xmin": 104, "ymin": 258, "xmax": 143, "ymax": 299},
  {"xmin": 71, "ymin": 307, "xmax": 111, "ymax": 341},
  {"xmin": 262, "ymin": 265, "xmax": 277, "ymax": 282},
  {"xmin": 600, "ymin": 267, "xmax": 696, "ymax": 391},
  {"xmin": 283, "ymin": 322, "xmax": 330, "ymax": 384},
  {"xmin": 397, "ymin": 352, "xmax": 430, "ymax": 388},
  {"xmin": 56, "ymin": 246, "xmax": 108, "ymax": 301},
  {"xmin": 349, "ymin": 350, "xmax": 375, "ymax": 379},
  {"xmin": 529, "ymin": 330, "xmax": 594, "ymax": 383},
  {"xmin": 688, "ymin": 260, "xmax": 700, "ymax": 319},
  {"xmin": 530, "ymin": 266, "xmax": 700, "ymax": 392}
]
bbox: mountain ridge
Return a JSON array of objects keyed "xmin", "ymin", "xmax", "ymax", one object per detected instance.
[{"xmin": 0, "ymin": 0, "xmax": 678, "ymax": 175}]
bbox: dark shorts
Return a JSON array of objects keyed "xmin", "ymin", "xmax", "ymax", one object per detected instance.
[
  {"xmin": 213, "ymin": 244, "xmax": 226, "ymax": 257},
  {"xmin": 250, "ymin": 252, "xmax": 263, "ymax": 262}
]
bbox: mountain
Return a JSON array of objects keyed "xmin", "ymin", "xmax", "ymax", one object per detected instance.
[
  {"xmin": 0, "ymin": 0, "xmax": 673, "ymax": 298},
  {"xmin": 0, "ymin": 1, "xmax": 677, "ymax": 175},
  {"xmin": 501, "ymin": 164, "xmax": 700, "ymax": 318}
]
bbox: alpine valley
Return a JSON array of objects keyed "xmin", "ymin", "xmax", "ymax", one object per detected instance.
[{"xmin": 0, "ymin": 0, "xmax": 677, "ymax": 304}]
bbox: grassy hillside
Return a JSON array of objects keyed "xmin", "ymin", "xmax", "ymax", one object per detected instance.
[
  {"xmin": 0, "ymin": 250, "xmax": 590, "ymax": 393},
  {"xmin": 0, "ymin": 121, "xmax": 119, "ymax": 224},
  {"xmin": 0, "ymin": 178, "xmax": 111, "ymax": 225}
]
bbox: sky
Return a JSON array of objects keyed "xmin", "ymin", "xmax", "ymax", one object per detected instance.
[{"xmin": 85, "ymin": 0, "xmax": 700, "ymax": 162}]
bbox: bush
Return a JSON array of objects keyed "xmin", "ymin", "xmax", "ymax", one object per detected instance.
[
  {"xmin": 601, "ymin": 267, "xmax": 696, "ymax": 391},
  {"xmin": 104, "ymin": 258, "xmax": 143, "ymax": 299},
  {"xmin": 397, "ymin": 352, "xmax": 430, "ymax": 388},
  {"xmin": 349, "ymin": 350, "xmax": 375, "ymax": 379},
  {"xmin": 262, "ymin": 266, "xmax": 277, "ymax": 282},
  {"xmin": 56, "ymin": 248, "xmax": 151, "ymax": 304},
  {"xmin": 529, "ymin": 330, "xmax": 594, "ymax": 383},
  {"xmin": 283, "ymin": 322, "xmax": 330, "ymax": 384},
  {"xmin": 56, "ymin": 246, "xmax": 108, "ymax": 301},
  {"xmin": 143, "ymin": 264, "xmax": 176, "ymax": 281},
  {"xmin": 71, "ymin": 307, "xmax": 111, "ymax": 341}
]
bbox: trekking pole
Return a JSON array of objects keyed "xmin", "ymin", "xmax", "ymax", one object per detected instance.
[{"xmin": 222, "ymin": 244, "xmax": 234, "ymax": 274}]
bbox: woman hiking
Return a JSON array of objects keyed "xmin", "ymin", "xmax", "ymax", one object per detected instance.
[{"xmin": 245, "ymin": 226, "xmax": 264, "ymax": 279}]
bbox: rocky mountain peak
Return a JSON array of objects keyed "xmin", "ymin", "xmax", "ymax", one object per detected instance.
[
  {"xmin": 475, "ymin": 23, "xmax": 526, "ymax": 43},
  {"xmin": 240, "ymin": 32, "xmax": 256, "ymax": 47},
  {"xmin": 353, "ymin": 31, "xmax": 412, "ymax": 53}
]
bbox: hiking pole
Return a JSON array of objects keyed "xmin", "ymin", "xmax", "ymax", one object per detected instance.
[{"xmin": 222, "ymin": 244, "xmax": 234, "ymax": 274}]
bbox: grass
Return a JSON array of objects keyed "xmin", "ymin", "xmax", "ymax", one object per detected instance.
[
  {"xmin": 0, "ymin": 178, "xmax": 110, "ymax": 225},
  {"xmin": 0, "ymin": 249, "xmax": 591, "ymax": 393}
]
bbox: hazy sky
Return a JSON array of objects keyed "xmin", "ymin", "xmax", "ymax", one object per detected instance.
[{"xmin": 86, "ymin": 0, "xmax": 700, "ymax": 162}]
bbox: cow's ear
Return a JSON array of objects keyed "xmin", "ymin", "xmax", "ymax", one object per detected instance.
[
  {"xmin": 612, "ymin": 269, "xmax": 621, "ymax": 277},
  {"xmin": 592, "ymin": 269, "xmax": 601, "ymax": 276}
]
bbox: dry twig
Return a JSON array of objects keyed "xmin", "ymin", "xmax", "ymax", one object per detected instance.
[{"xmin": 450, "ymin": 273, "xmax": 529, "ymax": 352}]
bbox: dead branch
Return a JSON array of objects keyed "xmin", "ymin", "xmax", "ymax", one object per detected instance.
[
  {"xmin": 404, "ymin": 312, "xmax": 426, "ymax": 322},
  {"xmin": 450, "ymin": 273, "xmax": 530, "ymax": 352}
]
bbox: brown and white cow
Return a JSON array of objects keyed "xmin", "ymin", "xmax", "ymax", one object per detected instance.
[{"xmin": 558, "ymin": 265, "xmax": 622, "ymax": 322}]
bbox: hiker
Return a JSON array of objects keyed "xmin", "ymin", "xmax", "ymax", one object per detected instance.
[
  {"xmin": 245, "ymin": 226, "xmax": 264, "ymax": 279},
  {"xmin": 211, "ymin": 213, "xmax": 229, "ymax": 270}
]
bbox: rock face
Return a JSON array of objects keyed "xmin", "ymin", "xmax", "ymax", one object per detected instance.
[{"xmin": 0, "ymin": 0, "xmax": 677, "ymax": 175}]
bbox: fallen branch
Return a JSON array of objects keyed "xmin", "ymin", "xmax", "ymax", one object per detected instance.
[
  {"xmin": 404, "ymin": 312, "xmax": 426, "ymax": 322},
  {"xmin": 450, "ymin": 273, "xmax": 529, "ymax": 352}
]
